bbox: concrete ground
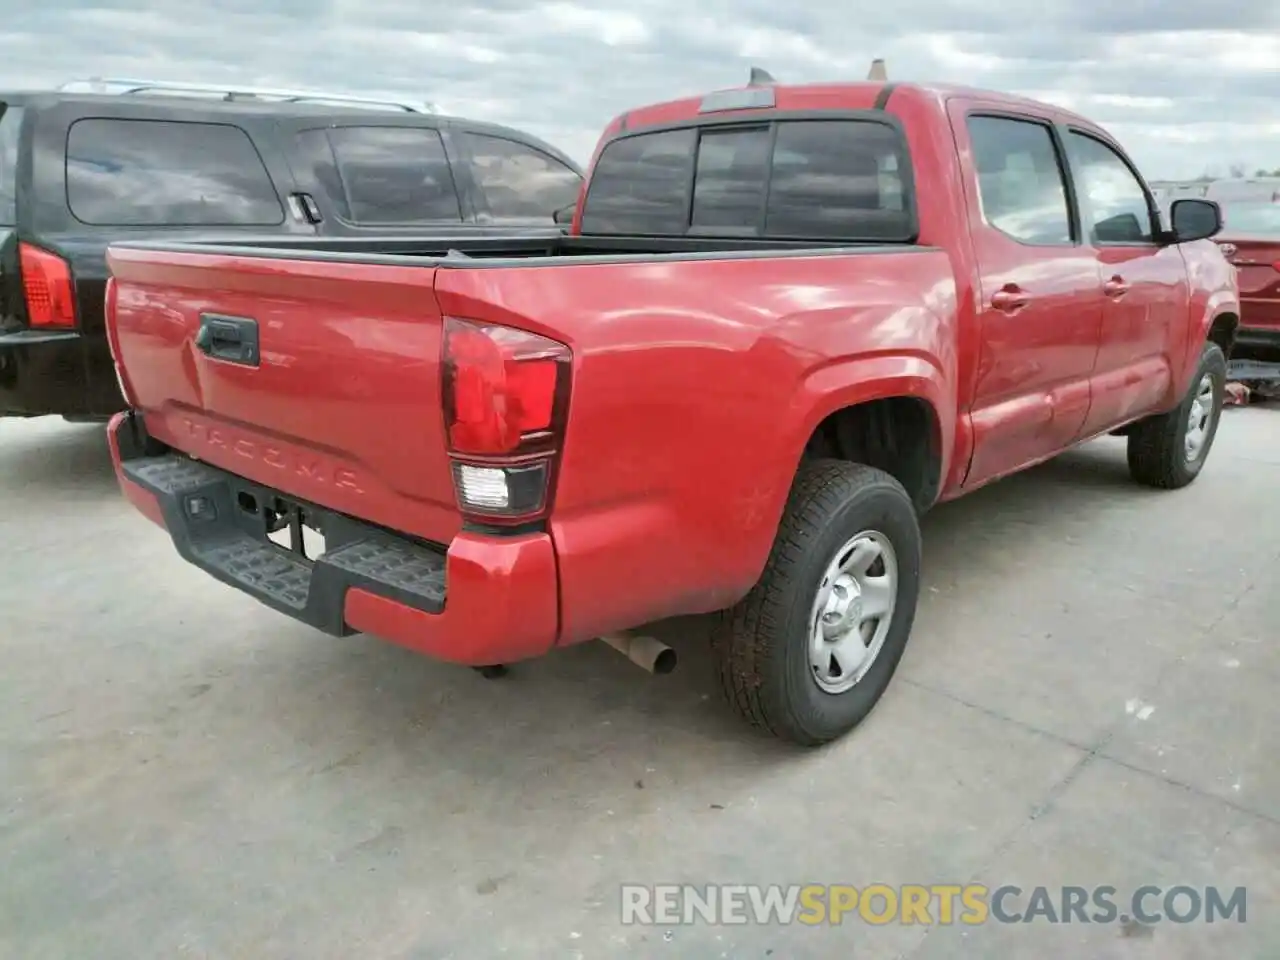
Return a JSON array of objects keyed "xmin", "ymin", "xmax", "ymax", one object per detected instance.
[{"xmin": 1, "ymin": 410, "xmax": 1276, "ymax": 960}]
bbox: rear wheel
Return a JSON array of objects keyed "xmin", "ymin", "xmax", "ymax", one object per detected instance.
[
  {"xmin": 710, "ymin": 460, "xmax": 922, "ymax": 746},
  {"xmin": 1127, "ymin": 342, "xmax": 1227, "ymax": 489}
]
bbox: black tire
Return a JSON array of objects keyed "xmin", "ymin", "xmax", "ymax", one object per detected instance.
[
  {"xmin": 710, "ymin": 459, "xmax": 922, "ymax": 746},
  {"xmin": 1127, "ymin": 342, "xmax": 1227, "ymax": 489}
]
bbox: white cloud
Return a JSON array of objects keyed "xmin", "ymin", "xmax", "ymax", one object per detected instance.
[{"xmin": 1, "ymin": 0, "xmax": 1278, "ymax": 177}]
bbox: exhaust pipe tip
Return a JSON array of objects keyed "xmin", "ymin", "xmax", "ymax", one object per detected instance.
[
  {"xmin": 601, "ymin": 632, "xmax": 677, "ymax": 675},
  {"xmin": 651, "ymin": 645, "xmax": 678, "ymax": 675}
]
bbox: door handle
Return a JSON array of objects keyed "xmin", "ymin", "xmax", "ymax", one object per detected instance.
[
  {"xmin": 290, "ymin": 192, "xmax": 323, "ymax": 225},
  {"xmin": 991, "ymin": 287, "xmax": 1029, "ymax": 312},
  {"xmin": 1104, "ymin": 277, "xmax": 1130, "ymax": 298},
  {"xmin": 195, "ymin": 314, "xmax": 260, "ymax": 366}
]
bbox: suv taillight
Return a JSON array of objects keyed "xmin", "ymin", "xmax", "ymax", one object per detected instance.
[
  {"xmin": 19, "ymin": 242, "xmax": 77, "ymax": 329},
  {"xmin": 441, "ymin": 317, "xmax": 571, "ymax": 524}
]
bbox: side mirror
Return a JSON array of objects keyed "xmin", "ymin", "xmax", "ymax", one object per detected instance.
[
  {"xmin": 1169, "ymin": 198, "xmax": 1223, "ymax": 243},
  {"xmin": 552, "ymin": 202, "xmax": 576, "ymax": 225}
]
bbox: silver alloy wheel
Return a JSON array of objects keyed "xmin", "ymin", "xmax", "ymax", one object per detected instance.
[
  {"xmin": 1184, "ymin": 372, "xmax": 1216, "ymax": 463},
  {"xmin": 809, "ymin": 530, "xmax": 898, "ymax": 695}
]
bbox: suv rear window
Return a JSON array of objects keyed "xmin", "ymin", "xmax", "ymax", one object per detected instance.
[
  {"xmin": 0, "ymin": 104, "xmax": 23, "ymax": 225},
  {"xmin": 580, "ymin": 118, "xmax": 914, "ymax": 241},
  {"xmin": 66, "ymin": 118, "xmax": 284, "ymax": 227}
]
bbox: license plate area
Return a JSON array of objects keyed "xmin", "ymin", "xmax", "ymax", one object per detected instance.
[{"xmin": 258, "ymin": 495, "xmax": 326, "ymax": 561}]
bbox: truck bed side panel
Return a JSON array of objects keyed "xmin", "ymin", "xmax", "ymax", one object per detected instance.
[{"xmin": 433, "ymin": 249, "xmax": 957, "ymax": 644}]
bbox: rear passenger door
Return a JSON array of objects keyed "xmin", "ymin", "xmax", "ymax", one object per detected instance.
[
  {"xmin": 287, "ymin": 124, "xmax": 471, "ymax": 235},
  {"xmin": 949, "ymin": 104, "xmax": 1105, "ymax": 489},
  {"xmin": 457, "ymin": 131, "xmax": 583, "ymax": 226}
]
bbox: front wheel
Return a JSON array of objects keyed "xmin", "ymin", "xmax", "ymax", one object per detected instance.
[
  {"xmin": 1127, "ymin": 342, "xmax": 1227, "ymax": 489},
  {"xmin": 710, "ymin": 460, "xmax": 922, "ymax": 746}
]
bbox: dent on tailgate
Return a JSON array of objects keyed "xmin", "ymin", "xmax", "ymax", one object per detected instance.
[{"xmin": 105, "ymin": 246, "xmax": 463, "ymax": 545}]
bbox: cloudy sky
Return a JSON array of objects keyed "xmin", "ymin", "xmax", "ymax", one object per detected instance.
[{"xmin": 2, "ymin": 0, "xmax": 1278, "ymax": 180}]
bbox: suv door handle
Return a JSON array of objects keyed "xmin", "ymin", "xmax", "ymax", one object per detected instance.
[
  {"xmin": 1104, "ymin": 277, "xmax": 1130, "ymax": 298},
  {"xmin": 290, "ymin": 192, "xmax": 323, "ymax": 225},
  {"xmin": 991, "ymin": 287, "xmax": 1029, "ymax": 312}
]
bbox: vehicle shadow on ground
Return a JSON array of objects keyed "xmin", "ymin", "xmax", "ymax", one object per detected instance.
[{"xmin": 0, "ymin": 418, "xmax": 117, "ymax": 497}]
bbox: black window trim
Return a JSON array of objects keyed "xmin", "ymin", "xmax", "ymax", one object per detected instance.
[
  {"xmin": 63, "ymin": 116, "xmax": 287, "ymax": 228},
  {"xmin": 1061, "ymin": 124, "xmax": 1160, "ymax": 249},
  {"xmin": 580, "ymin": 108, "xmax": 920, "ymax": 243},
  {"xmin": 963, "ymin": 109, "xmax": 1082, "ymax": 249},
  {"xmin": 294, "ymin": 122, "xmax": 464, "ymax": 229}
]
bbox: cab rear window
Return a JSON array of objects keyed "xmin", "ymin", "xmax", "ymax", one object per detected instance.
[
  {"xmin": 0, "ymin": 104, "xmax": 23, "ymax": 225},
  {"xmin": 580, "ymin": 117, "xmax": 914, "ymax": 241}
]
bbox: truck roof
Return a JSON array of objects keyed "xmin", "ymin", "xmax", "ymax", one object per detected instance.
[{"xmin": 608, "ymin": 80, "xmax": 1101, "ymax": 138}]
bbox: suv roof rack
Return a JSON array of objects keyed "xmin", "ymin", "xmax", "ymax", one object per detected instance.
[{"xmin": 57, "ymin": 77, "xmax": 438, "ymax": 114}]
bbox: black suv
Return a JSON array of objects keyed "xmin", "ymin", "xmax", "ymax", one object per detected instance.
[{"xmin": 0, "ymin": 88, "xmax": 583, "ymax": 420}]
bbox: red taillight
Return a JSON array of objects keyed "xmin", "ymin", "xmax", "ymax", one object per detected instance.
[
  {"xmin": 19, "ymin": 242, "xmax": 77, "ymax": 329},
  {"xmin": 441, "ymin": 317, "xmax": 571, "ymax": 523},
  {"xmin": 443, "ymin": 318, "xmax": 568, "ymax": 455}
]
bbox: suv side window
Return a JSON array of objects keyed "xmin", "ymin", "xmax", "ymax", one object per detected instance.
[
  {"xmin": 966, "ymin": 115, "xmax": 1072, "ymax": 245},
  {"xmin": 65, "ymin": 118, "xmax": 284, "ymax": 226},
  {"xmin": 1066, "ymin": 131, "xmax": 1154, "ymax": 244},
  {"xmin": 0, "ymin": 104, "xmax": 23, "ymax": 225},
  {"xmin": 298, "ymin": 126, "xmax": 462, "ymax": 225},
  {"xmin": 460, "ymin": 132, "xmax": 582, "ymax": 222}
]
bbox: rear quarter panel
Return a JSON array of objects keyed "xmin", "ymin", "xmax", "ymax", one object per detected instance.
[{"xmin": 434, "ymin": 249, "xmax": 957, "ymax": 644}]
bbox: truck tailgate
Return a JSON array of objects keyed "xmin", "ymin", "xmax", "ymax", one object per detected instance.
[{"xmin": 105, "ymin": 246, "xmax": 461, "ymax": 545}]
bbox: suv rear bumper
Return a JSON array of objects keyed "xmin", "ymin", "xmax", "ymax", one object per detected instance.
[
  {"xmin": 1234, "ymin": 325, "xmax": 1280, "ymax": 356},
  {"xmin": 108, "ymin": 411, "xmax": 561, "ymax": 665},
  {"xmin": 0, "ymin": 329, "xmax": 122, "ymax": 418}
]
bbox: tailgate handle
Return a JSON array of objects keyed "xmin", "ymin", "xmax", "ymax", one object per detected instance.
[{"xmin": 195, "ymin": 314, "xmax": 260, "ymax": 367}]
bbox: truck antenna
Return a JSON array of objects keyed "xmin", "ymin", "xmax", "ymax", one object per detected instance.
[{"xmin": 748, "ymin": 66, "xmax": 778, "ymax": 87}]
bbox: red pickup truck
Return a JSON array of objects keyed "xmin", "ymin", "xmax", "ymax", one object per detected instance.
[{"xmin": 103, "ymin": 78, "xmax": 1239, "ymax": 746}]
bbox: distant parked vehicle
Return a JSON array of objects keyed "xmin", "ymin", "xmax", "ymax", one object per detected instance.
[
  {"xmin": 0, "ymin": 80, "xmax": 583, "ymax": 421},
  {"xmin": 1213, "ymin": 193, "xmax": 1280, "ymax": 382}
]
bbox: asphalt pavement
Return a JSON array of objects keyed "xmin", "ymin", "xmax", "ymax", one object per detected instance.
[{"xmin": 1, "ymin": 409, "xmax": 1276, "ymax": 959}]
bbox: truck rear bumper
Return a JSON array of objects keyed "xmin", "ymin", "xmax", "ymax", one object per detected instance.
[{"xmin": 107, "ymin": 411, "xmax": 560, "ymax": 666}]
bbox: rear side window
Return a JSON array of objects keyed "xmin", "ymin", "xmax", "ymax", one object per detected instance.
[
  {"xmin": 461, "ymin": 132, "xmax": 582, "ymax": 222},
  {"xmin": 580, "ymin": 119, "xmax": 913, "ymax": 241},
  {"xmin": 0, "ymin": 104, "xmax": 24, "ymax": 225},
  {"xmin": 295, "ymin": 126, "xmax": 461, "ymax": 225},
  {"xmin": 66, "ymin": 118, "xmax": 284, "ymax": 227}
]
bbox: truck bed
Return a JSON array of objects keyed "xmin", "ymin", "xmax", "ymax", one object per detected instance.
[
  {"xmin": 113, "ymin": 230, "xmax": 910, "ymax": 265},
  {"xmin": 105, "ymin": 233, "xmax": 954, "ymax": 645}
]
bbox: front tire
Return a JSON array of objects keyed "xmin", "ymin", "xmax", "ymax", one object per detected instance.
[
  {"xmin": 1127, "ymin": 342, "xmax": 1227, "ymax": 489},
  {"xmin": 710, "ymin": 460, "xmax": 922, "ymax": 746}
]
